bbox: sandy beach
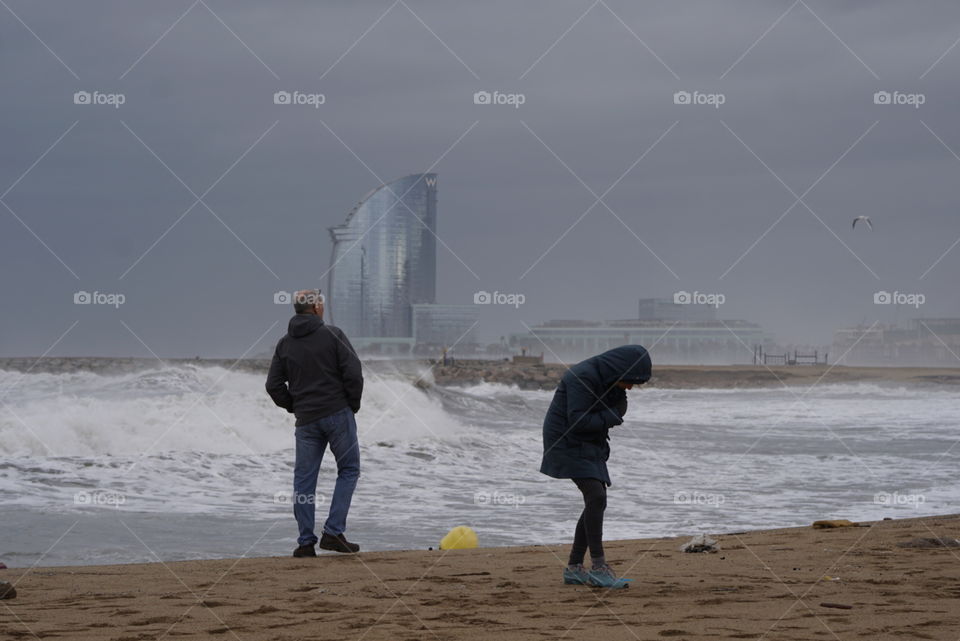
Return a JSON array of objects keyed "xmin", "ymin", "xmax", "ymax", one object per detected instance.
[{"xmin": 3, "ymin": 514, "xmax": 959, "ymax": 640}]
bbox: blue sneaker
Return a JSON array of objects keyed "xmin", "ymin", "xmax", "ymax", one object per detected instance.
[
  {"xmin": 586, "ymin": 563, "xmax": 632, "ymax": 589},
  {"xmin": 563, "ymin": 563, "xmax": 590, "ymax": 585}
]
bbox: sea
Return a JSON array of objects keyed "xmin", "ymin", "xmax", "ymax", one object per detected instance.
[{"xmin": 1, "ymin": 361, "xmax": 957, "ymax": 567}]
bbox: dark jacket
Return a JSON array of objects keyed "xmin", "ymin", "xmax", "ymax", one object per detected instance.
[
  {"xmin": 540, "ymin": 345, "xmax": 652, "ymax": 486},
  {"xmin": 265, "ymin": 314, "xmax": 363, "ymax": 426}
]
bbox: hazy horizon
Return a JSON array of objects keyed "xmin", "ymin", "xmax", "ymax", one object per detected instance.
[{"xmin": 3, "ymin": 1, "xmax": 960, "ymax": 359}]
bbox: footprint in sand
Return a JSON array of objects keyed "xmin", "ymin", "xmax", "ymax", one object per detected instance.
[
  {"xmin": 240, "ymin": 605, "xmax": 287, "ymax": 615},
  {"xmin": 199, "ymin": 599, "xmax": 232, "ymax": 607},
  {"xmin": 130, "ymin": 616, "xmax": 179, "ymax": 626}
]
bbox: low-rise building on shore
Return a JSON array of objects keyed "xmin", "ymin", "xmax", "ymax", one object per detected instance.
[
  {"xmin": 832, "ymin": 318, "xmax": 960, "ymax": 366},
  {"xmin": 508, "ymin": 319, "xmax": 766, "ymax": 364},
  {"xmin": 509, "ymin": 297, "xmax": 768, "ymax": 363}
]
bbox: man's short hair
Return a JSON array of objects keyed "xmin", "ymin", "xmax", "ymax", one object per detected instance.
[{"xmin": 293, "ymin": 289, "xmax": 324, "ymax": 313}]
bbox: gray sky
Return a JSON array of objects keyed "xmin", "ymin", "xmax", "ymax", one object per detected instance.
[{"xmin": 2, "ymin": 0, "xmax": 959, "ymax": 358}]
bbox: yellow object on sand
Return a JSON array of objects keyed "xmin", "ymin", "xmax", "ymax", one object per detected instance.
[
  {"xmin": 812, "ymin": 519, "xmax": 858, "ymax": 529},
  {"xmin": 440, "ymin": 526, "xmax": 478, "ymax": 550}
]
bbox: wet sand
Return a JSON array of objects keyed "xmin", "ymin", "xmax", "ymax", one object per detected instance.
[{"xmin": 3, "ymin": 514, "xmax": 960, "ymax": 640}]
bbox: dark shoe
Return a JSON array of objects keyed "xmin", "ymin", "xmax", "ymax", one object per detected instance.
[
  {"xmin": 292, "ymin": 544, "xmax": 316, "ymax": 558},
  {"xmin": 319, "ymin": 532, "xmax": 359, "ymax": 553}
]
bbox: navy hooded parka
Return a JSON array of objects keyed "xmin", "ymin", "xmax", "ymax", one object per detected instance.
[{"xmin": 539, "ymin": 345, "xmax": 652, "ymax": 486}]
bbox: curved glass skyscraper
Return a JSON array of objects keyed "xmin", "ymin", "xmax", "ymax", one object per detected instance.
[{"xmin": 327, "ymin": 173, "xmax": 438, "ymax": 341}]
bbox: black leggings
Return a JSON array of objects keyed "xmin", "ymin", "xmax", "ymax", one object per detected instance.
[{"xmin": 569, "ymin": 478, "xmax": 607, "ymax": 565}]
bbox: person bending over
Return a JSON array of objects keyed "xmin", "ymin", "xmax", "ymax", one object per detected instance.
[{"xmin": 540, "ymin": 345, "xmax": 651, "ymax": 589}]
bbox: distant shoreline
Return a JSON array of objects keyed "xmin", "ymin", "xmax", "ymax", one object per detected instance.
[
  {"xmin": 429, "ymin": 360, "xmax": 960, "ymax": 390},
  {"xmin": 1, "ymin": 357, "xmax": 959, "ymax": 390}
]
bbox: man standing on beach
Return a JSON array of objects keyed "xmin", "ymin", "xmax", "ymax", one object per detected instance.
[{"xmin": 266, "ymin": 289, "xmax": 364, "ymax": 557}]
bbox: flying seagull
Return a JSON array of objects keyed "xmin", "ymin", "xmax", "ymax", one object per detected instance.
[{"xmin": 852, "ymin": 216, "xmax": 873, "ymax": 230}]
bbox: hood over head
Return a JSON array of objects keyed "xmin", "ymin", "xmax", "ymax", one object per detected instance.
[
  {"xmin": 288, "ymin": 314, "xmax": 324, "ymax": 338},
  {"xmin": 591, "ymin": 344, "xmax": 652, "ymax": 385}
]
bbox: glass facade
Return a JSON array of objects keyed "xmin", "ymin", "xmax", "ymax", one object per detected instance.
[{"xmin": 327, "ymin": 174, "xmax": 438, "ymax": 339}]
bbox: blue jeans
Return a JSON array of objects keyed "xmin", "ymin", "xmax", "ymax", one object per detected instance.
[{"xmin": 293, "ymin": 407, "xmax": 360, "ymax": 546}]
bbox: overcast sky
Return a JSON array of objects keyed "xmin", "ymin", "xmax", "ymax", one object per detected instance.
[{"xmin": 2, "ymin": 0, "xmax": 959, "ymax": 358}]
